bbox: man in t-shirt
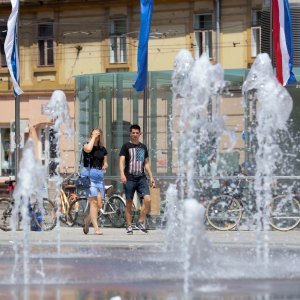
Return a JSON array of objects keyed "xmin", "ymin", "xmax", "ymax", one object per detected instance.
[{"xmin": 119, "ymin": 124, "xmax": 155, "ymax": 234}]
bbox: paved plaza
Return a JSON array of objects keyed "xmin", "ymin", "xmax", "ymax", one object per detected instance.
[
  {"xmin": 1, "ymin": 227, "xmax": 300, "ymax": 248},
  {"xmin": 0, "ymin": 227, "xmax": 300, "ymax": 299}
]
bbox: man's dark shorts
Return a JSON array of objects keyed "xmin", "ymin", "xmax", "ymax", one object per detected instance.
[{"xmin": 124, "ymin": 176, "xmax": 150, "ymax": 200}]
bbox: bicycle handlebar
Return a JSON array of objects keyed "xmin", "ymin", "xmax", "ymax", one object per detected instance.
[
  {"xmin": 4, "ymin": 179, "xmax": 16, "ymax": 185},
  {"xmin": 61, "ymin": 171, "xmax": 79, "ymax": 182}
]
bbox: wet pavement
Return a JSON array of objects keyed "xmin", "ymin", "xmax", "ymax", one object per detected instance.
[{"xmin": 0, "ymin": 227, "xmax": 300, "ymax": 299}]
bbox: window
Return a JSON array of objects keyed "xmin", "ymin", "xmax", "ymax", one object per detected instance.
[
  {"xmin": 194, "ymin": 14, "xmax": 213, "ymax": 59},
  {"xmin": 260, "ymin": 7, "xmax": 300, "ymax": 67},
  {"xmin": 38, "ymin": 23, "xmax": 54, "ymax": 66},
  {"xmin": 38, "ymin": 127, "xmax": 57, "ymax": 176},
  {"xmin": 251, "ymin": 11, "xmax": 262, "ymax": 57},
  {"xmin": 0, "ymin": 26, "xmax": 7, "ymax": 68},
  {"xmin": 109, "ymin": 19, "xmax": 127, "ymax": 63},
  {"xmin": 1, "ymin": 128, "xmax": 14, "ymax": 176},
  {"xmin": 251, "ymin": 27, "xmax": 261, "ymax": 57}
]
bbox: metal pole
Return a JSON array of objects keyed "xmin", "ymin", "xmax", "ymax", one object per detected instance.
[
  {"xmin": 251, "ymin": 92, "xmax": 257, "ymax": 172},
  {"xmin": 15, "ymin": 5, "xmax": 21, "ymax": 177},
  {"xmin": 143, "ymin": 86, "xmax": 147, "ymax": 144},
  {"xmin": 15, "ymin": 97, "xmax": 20, "ymax": 176},
  {"xmin": 244, "ymin": 91, "xmax": 250, "ymax": 170},
  {"xmin": 215, "ymin": 0, "xmax": 220, "ymax": 114},
  {"xmin": 215, "ymin": 0, "xmax": 221, "ymax": 160},
  {"xmin": 216, "ymin": 0, "xmax": 220, "ymax": 64}
]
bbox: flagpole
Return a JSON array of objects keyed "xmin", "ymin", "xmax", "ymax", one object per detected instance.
[
  {"xmin": 270, "ymin": 0, "xmax": 273, "ymax": 66},
  {"xmin": 4, "ymin": 0, "xmax": 23, "ymax": 178},
  {"xmin": 15, "ymin": 4, "xmax": 20, "ymax": 177},
  {"xmin": 143, "ymin": 87, "xmax": 147, "ymax": 144},
  {"xmin": 15, "ymin": 101, "xmax": 20, "ymax": 177}
]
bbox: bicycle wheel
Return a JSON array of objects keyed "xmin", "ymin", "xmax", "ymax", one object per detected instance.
[
  {"xmin": 0, "ymin": 198, "xmax": 12, "ymax": 231},
  {"xmin": 206, "ymin": 195, "xmax": 243, "ymax": 231},
  {"xmin": 269, "ymin": 195, "xmax": 300, "ymax": 231},
  {"xmin": 59, "ymin": 190, "xmax": 70, "ymax": 225},
  {"xmin": 106, "ymin": 195, "xmax": 126, "ymax": 228},
  {"xmin": 33, "ymin": 198, "xmax": 57, "ymax": 231},
  {"xmin": 68, "ymin": 197, "xmax": 89, "ymax": 227}
]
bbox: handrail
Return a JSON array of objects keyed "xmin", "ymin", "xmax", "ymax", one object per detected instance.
[{"xmin": 104, "ymin": 175, "xmax": 300, "ymax": 181}]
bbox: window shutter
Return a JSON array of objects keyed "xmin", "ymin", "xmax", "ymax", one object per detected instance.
[
  {"xmin": 260, "ymin": 7, "xmax": 300, "ymax": 67},
  {"xmin": 260, "ymin": 10, "xmax": 270, "ymax": 57},
  {"xmin": 291, "ymin": 8, "xmax": 300, "ymax": 67}
]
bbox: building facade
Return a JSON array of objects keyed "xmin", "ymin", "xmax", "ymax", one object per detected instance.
[{"xmin": 0, "ymin": 0, "xmax": 299, "ymax": 181}]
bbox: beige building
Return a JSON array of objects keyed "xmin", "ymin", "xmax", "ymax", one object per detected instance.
[{"xmin": 0, "ymin": 0, "xmax": 299, "ymax": 180}]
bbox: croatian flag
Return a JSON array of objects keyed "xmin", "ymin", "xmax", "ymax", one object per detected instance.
[
  {"xmin": 272, "ymin": 0, "xmax": 297, "ymax": 86},
  {"xmin": 132, "ymin": 0, "xmax": 153, "ymax": 92},
  {"xmin": 4, "ymin": 0, "xmax": 23, "ymax": 95}
]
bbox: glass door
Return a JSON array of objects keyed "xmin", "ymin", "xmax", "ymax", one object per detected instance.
[
  {"xmin": 38, "ymin": 126, "xmax": 58, "ymax": 177},
  {"xmin": 39, "ymin": 126, "xmax": 50, "ymax": 175},
  {"xmin": 0, "ymin": 127, "xmax": 14, "ymax": 176}
]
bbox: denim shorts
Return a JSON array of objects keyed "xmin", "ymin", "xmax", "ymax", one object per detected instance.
[
  {"xmin": 81, "ymin": 167, "xmax": 105, "ymax": 198},
  {"xmin": 124, "ymin": 176, "xmax": 150, "ymax": 200}
]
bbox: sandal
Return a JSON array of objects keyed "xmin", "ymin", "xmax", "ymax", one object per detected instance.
[{"xmin": 94, "ymin": 231, "xmax": 103, "ymax": 235}]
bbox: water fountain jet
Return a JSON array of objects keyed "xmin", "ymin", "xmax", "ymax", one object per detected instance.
[
  {"xmin": 44, "ymin": 90, "xmax": 73, "ymax": 254},
  {"xmin": 243, "ymin": 53, "xmax": 293, "ymax": 263},
  {"xmin": 10, "ymin": 139, "xmax": 46, "ymax": 284},
  {"xmin": 165, "ymin": 49, "xmax": 236, "ymax": 293}
]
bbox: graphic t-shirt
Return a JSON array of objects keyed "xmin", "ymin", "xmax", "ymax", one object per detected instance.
[
  {"xmin": 119, "ymin": 142, "xmax": 148, "ymax": 180},
  {"xmin": 83, "ymin": 146, "xmax": 107, "ymax": 169}
]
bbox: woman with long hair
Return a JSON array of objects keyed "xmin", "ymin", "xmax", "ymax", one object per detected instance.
[{"xmin": 81, "ymin": 128, "xmax": 108, "ymax": 235}]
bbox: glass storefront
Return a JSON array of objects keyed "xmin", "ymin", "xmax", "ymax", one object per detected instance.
[
  {"xmin": 75, "ymin": 71, "xmax": 173, "ymax": 178},
  {"xmin": 75, "ymin": 70, "xmax": 300, "ymax": 194}
]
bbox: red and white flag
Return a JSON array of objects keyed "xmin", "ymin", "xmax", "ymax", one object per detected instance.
[{"xmin": 272, "ymin": 0, "xmax": 297, "ymax": 86}]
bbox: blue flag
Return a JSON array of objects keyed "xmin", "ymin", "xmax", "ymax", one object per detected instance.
[
  {"xmin": 4, "ymin": 0, "xmax": 23, "ymax": 95},
  {"xmin": 132, "ymin": 0, "xmax": 153, "ymax": 92}
]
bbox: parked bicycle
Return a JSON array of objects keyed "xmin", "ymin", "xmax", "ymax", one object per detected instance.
[
  {"xmin": 268, "ymin": 193, "xmax": 300, "ymax": 231},
  {"xmin": 57, "ymin": 170, "xmax": 80, "ymax": 227},
  {"xmin": 205, "ymin": 174, "xmax": 300, "ymax": 231},
  {"xmin": 68, "ymin": 185, "xmax": 127, "ymax": 228},
  {"xmin": 0, "ymin": 179, "xmax": 56, "ymax": 231}
]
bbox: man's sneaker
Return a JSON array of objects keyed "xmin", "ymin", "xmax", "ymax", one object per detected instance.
[
  {"xmin": 136, "ymin": 221, "xmax": 148, "ymax": 233},
  {"xmin": 126, "ymin": 225, "xmax": 133, "ymax": 235}
]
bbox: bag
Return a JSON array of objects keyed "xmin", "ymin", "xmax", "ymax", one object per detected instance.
[
  {"xmin": 75, "ymin": 176, "xmax": 91, "ymax": 190},
  {"xmin": 150, "ymin": 187, "xmax": 161, "ymax": 215},
  {"xmin": 29, "ymin": 205, "xmax": 42, "ymax": 232},
  {"xmin": 76, "ymin": 149, "xmax": 91, "ymax": 190}
]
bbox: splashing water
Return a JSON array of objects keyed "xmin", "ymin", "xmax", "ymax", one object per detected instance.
[
  {"xmin": 10, "ymin": 139, "xmax": 46, "ymax": 284},
  {"xmin": 8, "ymin": 91, "xmax": 74, "ymax": 285},
  {"xmin": 242, "ymin": 53, "xmax": 293, "ymax": 264},
  {"xmin": 170, "ymin": 50, "xmax": 236, "ymax": 199},
  {"xmin": 44, "ymin": 90, "xmax": 74, "ymax": 254},
  {"xmin": 165, "ymin": 50, "xmax": 236, "ymax": 293},
  {"xmin": 182, "ymin": 199, "xmax": 210, "ymax": 294},
  {"xmin": 44, "ymin": 90, "xmax": 73, "ymax": 137}
]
